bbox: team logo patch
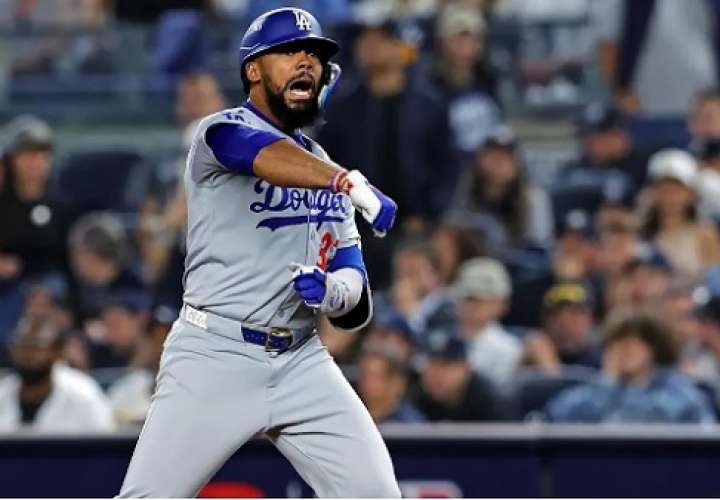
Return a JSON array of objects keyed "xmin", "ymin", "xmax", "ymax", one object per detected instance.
[{"xmin": 294, "ymin": 10, "xmax": 312, "ymax": 31}]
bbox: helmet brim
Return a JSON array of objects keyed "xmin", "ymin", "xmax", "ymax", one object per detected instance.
[{"xmin": 246, "ymin": 35, "xmax": 339, "ymax": 64}]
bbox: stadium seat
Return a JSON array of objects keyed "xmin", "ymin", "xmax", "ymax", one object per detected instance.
[
  {"xmin": 53, "ymin": 149, "xmax": 153, "ymax": 214},
  {"xmin": 512, "ymin": 365, "xmax": 597, "ymax": 418}
]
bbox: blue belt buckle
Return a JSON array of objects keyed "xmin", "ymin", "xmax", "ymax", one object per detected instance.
[{"xmin": 266, "ymin": 327, "xmax": 293, "ymax": 352}]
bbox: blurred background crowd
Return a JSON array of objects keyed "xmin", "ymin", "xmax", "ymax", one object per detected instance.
[{"xmin": 2, "ymin": 0, "xmax": 720, "ymax": 433}]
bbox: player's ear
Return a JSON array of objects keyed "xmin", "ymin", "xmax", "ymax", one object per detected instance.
[{"xmin": 245, "ymin": 61, "xmax": 261, "ymax": 86}]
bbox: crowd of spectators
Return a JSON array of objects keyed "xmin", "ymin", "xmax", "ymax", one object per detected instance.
[{"xmin": 2, "ymin": 0, "xmax": 720, "ymax": 432}]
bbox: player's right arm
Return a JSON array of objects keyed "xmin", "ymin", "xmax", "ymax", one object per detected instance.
[{"xmin": 206, "ymin": 122, "xmax": 397, "ymax": 236}]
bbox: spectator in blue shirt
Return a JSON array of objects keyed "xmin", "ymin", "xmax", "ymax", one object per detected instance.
[{"xmin": 546, "ymin": 314, "xmax": 716, "ymax": 423}]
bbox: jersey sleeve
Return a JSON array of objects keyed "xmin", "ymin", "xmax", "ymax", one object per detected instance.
[{"xmin": 205, "ymin": 122, "xmax": 285, "ymax": 176}]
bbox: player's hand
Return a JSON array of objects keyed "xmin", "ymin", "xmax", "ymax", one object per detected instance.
[
  {"xmin": 289, "ymin": 262, "xmax": 351, "ymax": 314},
  {"xmin": 289, "ymin": 263, "xmax": 327, "ymax": 307},
  {"xmin": 344, "ymin": 170, "xmax": 397, "ymax": 237}
]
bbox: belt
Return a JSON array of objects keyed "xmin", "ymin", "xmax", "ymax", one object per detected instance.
[{"xmin": 181, "ymin": 304, "xmax": 314, "ymax": 353}]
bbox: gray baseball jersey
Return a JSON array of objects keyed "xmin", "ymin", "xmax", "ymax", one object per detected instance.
[{"xmin": 183, "ymin": 104, "xmax": 360, "ymax": 329}]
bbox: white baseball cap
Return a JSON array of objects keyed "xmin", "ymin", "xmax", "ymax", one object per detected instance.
[
  {"xmin": 454, "ymin": 257, "xmax": 511, "ymax": 299},
  {"xmin": 648, "ymin": 149, "xmax": 698, "ymax": 190}
]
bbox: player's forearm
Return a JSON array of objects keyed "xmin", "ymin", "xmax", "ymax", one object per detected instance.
[{"xmin": 253, "ymin": 139, "xmax": 342, "ymax": 189}]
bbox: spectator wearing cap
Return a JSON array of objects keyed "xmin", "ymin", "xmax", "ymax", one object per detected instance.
[
  {"xmin": 0, "ymin": 116, "xmax": 71, "ymax": 344},
  {"xmin": 454, "ymin": 258, "xmax": 522, "ymax": 389},
  {"xmin": 608, "ymin": 248, "xmax": 673, "ymax": 315},
  {"xmin": 447, "ymin": 125, "xmax": 554, "ymax": 249},
  {"xmin": 108, "ymin": 305, "xmax": 176, "ymax": 427},
  {"xmin": 524, "ymin": 283, "xmax": 602, "ymax": 374},
  {"xmin": 427, "ymin": 2, "xmax": 501, "ymax": 163},
  {"xmin": 594, "ymin": 218, "xmax": 642, "ymax": 286},
  {"xmin": 594, "ymin": 219, "xmax": 650, "ymax": 318},
  {"xmin": 89, "ymin": 290, "xmax": 150, "ymax": 369},
  {"xmin": 68, "ymin": 213, "xmax": 145, "ymax": 325},
  {"xmin": 363, "ymin": 310, "xmax": 417, "ymax": 364},
  {"xmin": 546, "ymin": 314, "xmax": 715, "ymax": 424},
  {"xmin": 563, "ymin": 103, "xmax": 642, "ymax": 189},
  {"xmin": 552, "ymin": 210, "xmax": 601, "ymax": 294},
  {"xmin": 416, "ymin": 333, "xmax": 514, "ymax": 421},
  {"xmin": 594, "ymin": 177, "xmax": 639, "ymax": 231},
  {"xmin": 640, "ymin": 149, "xmax": 720, "ymax": 278},
  {"xmin": 0, "ymin": 315, "xmax": 115, "ymax": 432},
  {"xmin": 357, "ymin": 347, "xmax": 426, "ymax": 425}
]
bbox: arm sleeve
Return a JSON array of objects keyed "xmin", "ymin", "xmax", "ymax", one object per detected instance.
[
  {"xmin": 327, "ymin": 245, "xmax": 367, "ymax": 285},
  {"xmin": 205, "ymin": 123, "xmax": 284, "ymax": 175},
  {"xmin": 326, "ymin": 244, "xmax": 372, "ymax": 331}
]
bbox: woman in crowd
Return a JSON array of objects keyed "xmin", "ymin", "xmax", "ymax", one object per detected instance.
[
  {"xmin": 447, "ymin": 125, "xmax": 554, "ymax": 249},
  {"xmin": 640, "ymin": 149, "xmax": 720, "ymax": 278}
]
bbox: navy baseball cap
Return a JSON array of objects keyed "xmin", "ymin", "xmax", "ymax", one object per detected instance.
[
  {"xmin": 559, "ymin": 209, "xmax": 596, "ymax": 239},
  {"xmin": 695, "ymin": 296, "xmax": 720, "ymax": 324},
  {"xmin": 482, "ymin": 125, "xmax": 517, "ymax": 151},
  {"xmin": 423, "ymin": 327, "xmax": 466, "ymax": 361},
  {"xmin": 691, "ymin": 137, "xmax": 720, "ymax": 161},
  {"xmin": 578, "ymin": 102, "xmax": 623, "ymax": 134},
  {"xmin": 625, "ymin": 246, "xmax": 673, "ymax": 274},
  {"xmin": 372, "ymin": 310, "xmax": 416, "ymax": 343},
  {"xmin": 103, "ymin": 289, "xmax": 151, "ymax": 314}
]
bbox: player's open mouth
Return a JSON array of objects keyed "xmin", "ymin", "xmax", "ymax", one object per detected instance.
[{"xmin": 287, "ymin": 77, "xmax": 315, "ymax": 100}]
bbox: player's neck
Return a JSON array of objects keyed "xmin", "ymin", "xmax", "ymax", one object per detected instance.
[{"xmin": 247, "ymin": 93, "xmax": 293, "ymax": 134}]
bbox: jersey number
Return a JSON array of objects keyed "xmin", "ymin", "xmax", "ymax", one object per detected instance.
[{"xmin": 317, "ymin": 232, "xmax": 338, "ymax": 270}]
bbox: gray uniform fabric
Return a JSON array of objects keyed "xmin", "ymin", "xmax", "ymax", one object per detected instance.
[
  {"xmin": 118, "ymin": 105, "xmax": 399, "ymax": 497},
  {"xmin": 183, "ymin": 106, "xmax": 360, "ymax": 329}
]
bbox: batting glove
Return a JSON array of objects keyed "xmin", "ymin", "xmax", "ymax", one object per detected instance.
[
  {"xmin": 289, "ymin": 262, "xmax": 352, "ymax": 314},
  {"xmin": 334, "ymin": 170, "xmax": 397, "ymax": 237}
]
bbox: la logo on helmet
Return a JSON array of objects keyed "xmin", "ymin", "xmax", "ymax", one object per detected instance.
[{"xmin": 294, "ymin": 11, "xmax": 312, "ymax": 31}]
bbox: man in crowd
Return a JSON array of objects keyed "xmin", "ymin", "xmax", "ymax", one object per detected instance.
[
  {"xmin": 454, "ymin": 257, "xmax": 522, "ymax": 389},
  {"xmin": 524, "ymin": 282, "xmax": 602, "ymax": 373},
  {"xmin": 417, "ymin": 332, "xmax": 514, "ymax": 421},
  {"xmin": 318, "ymin": 18, "xmax": 451, "ymax": 284},
  {"xmin": 68, "ymin": 213, "xmax": 144, "ymax": 324},
  {"xmin": 357, "ymin": 347, "xmax": 426, "ymax": 424},
  {"xmin": 0, "ymin": 315, "xmax": 115, "ymax": 432},
  {"xmin": 546, "ymin": 314, "xmax": 715, "ymax": 423}
]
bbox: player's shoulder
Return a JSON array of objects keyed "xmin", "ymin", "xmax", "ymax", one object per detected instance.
[
  {"xmin": 196, "ymin": 107, "xmax": 250, "ymax": 130},
  {"xmin": 191, "ymin": 106, "xmax": 266, "ymax": 146}
]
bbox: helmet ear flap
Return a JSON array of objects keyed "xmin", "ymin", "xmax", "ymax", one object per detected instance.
[{"xmin": 318, "ymin": 62, "xmax": 342, "ymax": 111}]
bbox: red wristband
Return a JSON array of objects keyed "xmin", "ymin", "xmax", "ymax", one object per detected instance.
[{"xmin": 330, "ymin": 170, "xmax": 353, "ymax": 194}]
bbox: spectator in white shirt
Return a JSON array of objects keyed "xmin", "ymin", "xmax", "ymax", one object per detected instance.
[
  {"xmin": 0, "ymin": 315, "xmax": 115, "ymax": 433},
  {"xmin": 454, "ymin": 257, "xmax": 522, "ymax": 389}
]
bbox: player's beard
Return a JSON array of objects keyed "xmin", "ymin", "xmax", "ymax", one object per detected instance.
[
  {"xmin": 13, "ymin": 363, "xmax": 53, "ymax": 385},
  {"xmin": 262, "ymin": 76, "xmax": 321, "ymax": 131}
]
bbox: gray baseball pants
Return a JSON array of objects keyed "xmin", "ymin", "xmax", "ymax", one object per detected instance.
[{"xmin": 117, "ymin": 316, "xmax": 400, "ymax": 498}]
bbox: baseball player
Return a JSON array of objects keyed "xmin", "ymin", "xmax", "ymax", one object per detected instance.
[{"xmin": 118, "ymin": 8, "xmax": 401, "ymax": 498}]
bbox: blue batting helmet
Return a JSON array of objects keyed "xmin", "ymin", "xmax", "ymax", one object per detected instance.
[{"xmin": 238, "ymin": 8, "xmax": 340, "ymax": 93}]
